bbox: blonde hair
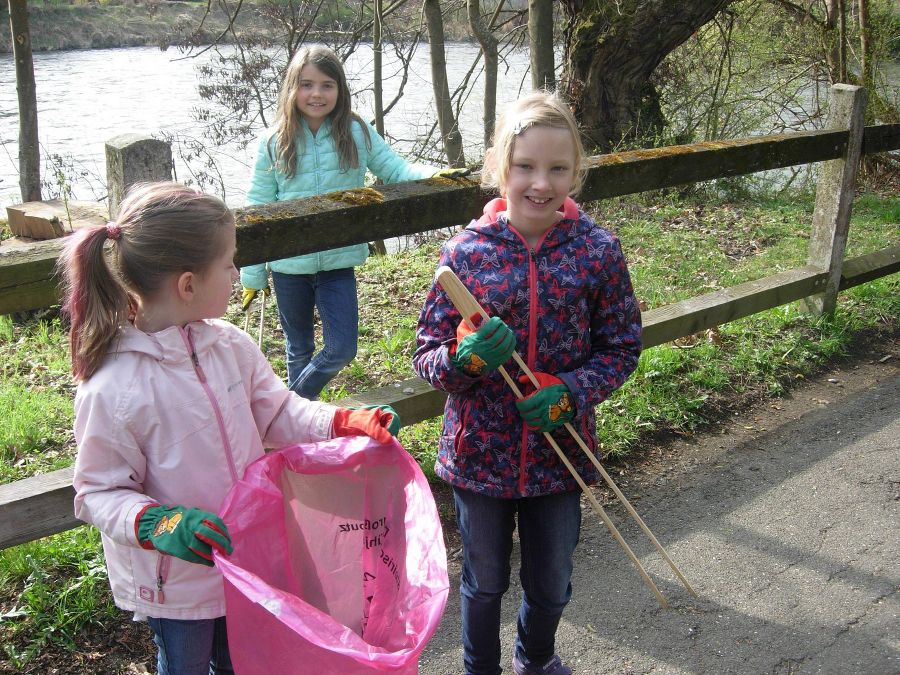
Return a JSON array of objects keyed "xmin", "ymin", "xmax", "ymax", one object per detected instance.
[
  {"xmin": 271, "ymin": 45, "xmax": 371, "ymax": 177},
  {"xmin": 481, "ymin": 91, "xmax": 586, "ymax": 196},
  {"xmin": 60, "ymin": 182, "xmax": 234, "ymax": 381}
]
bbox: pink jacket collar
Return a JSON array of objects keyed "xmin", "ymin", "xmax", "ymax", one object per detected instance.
[{"xmin": 479, "ymin": 196, "xmax": 580, "ymax": 225}]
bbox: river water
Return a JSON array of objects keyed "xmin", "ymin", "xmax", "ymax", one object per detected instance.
[{"xmin": 0, "ymin": 42, "xmax": 532, "ymax": 211}]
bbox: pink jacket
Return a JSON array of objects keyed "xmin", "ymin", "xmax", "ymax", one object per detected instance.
[{"xmin": 73, "ymin": 319, "xmax": 336, "ymax": 620}]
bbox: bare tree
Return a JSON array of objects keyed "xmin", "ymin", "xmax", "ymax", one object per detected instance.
[
  {"xmin": 528, "ymin": 0, "xmax": 554, "ymax": 90},
  {"xmin": 8, "ymin": 0, "xmax": 40, "ymax": 202},
  {"xmin": 423, "ymin": 0, "xmax": 466, "ymax": 166},
  {"xmin": 373, "ymin": 0, "xmax": 385, "ymax": 136},
  {"xmin": 560, "ymin": 0, "xmax": 732, "ymax": 151},
  {"xmin": 468, "ymin": 0, "xmax": 500, "ymax": 148},
  {"xmin": 857, "ymin": 0, "xmax": 871, "ymax": 91},
  {"xmin": 766, "ymin": 0, "xmax": 898, "ymax": 123},
  {"xmin": 835, "ymin": 0, "xmax": 847, "ymax": 82}
]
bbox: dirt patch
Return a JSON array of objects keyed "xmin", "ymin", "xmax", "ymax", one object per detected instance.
[{"xmin": 0, "ymin": 618, "xmax": 154, "ymax": 675}]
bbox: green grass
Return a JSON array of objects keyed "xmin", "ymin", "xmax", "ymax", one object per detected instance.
[
  {"xmin": 0, "ymin": 316, "xmax": 76, "ymax": 483},
  {"xmin": 0, "ymin": 528, "xmax": 117, "ymax": 668},
  {"xmin": 0, "ymin": 188, "xmax": 897, "ymax": 667}
]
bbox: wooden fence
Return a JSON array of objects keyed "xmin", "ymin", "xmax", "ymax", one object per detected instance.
[{"xmin": 1, "ymin": 85, "xmax": 898, "ymax": 550}]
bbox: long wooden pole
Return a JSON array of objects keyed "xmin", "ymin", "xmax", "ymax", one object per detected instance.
[
  {"xmin": 242, "ymin": 292, "xmax": 266, "ymax": 348},
  {"xmin": 435, "ymin": 266, "xmax": 669, "ymax": 608},
  {"xmin": 256, "ymin": 292, "xmax": 266, "ymax": 349}
]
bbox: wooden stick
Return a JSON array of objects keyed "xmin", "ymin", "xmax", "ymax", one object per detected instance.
[
  {"xmin": 242, "ymin": 292, "xmax": 267, "ymax": 348},
  {"xmin": 257, "ymin": 291, "xmax": 266, "ymax": 349},
  {"xmin": 435, "ymin": 266, "xmax": 669, "ymax": 608},
  {"xmin": 510, "ymin": 354, "xmax": 697, "ymax": 595}
]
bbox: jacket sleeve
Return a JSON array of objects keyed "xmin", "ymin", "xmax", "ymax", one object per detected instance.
[
  {"xmin": 412, "ymin": 249, "xmax": 485, "ymax": 394},
  {"xmin": 233, "ymin": 328, "xmax": 335, "ymax": 447},
  {"xmin": 246, "ymin": 133, "xmax": 279, "ymax": 205},
  {"xmin": 240, "ymin": 134, "xmax": 278, "ymax": 289},
  {"xmin": 359, "ymin": 121, "xmax": 436, "ymax": 184},
  {"xmin": 557, "ymin": 235, "xmax": 643, "ymax": 413},
  {"xmin": 73, "ymin": 386, "xmax": 156, "ymax": 548}
]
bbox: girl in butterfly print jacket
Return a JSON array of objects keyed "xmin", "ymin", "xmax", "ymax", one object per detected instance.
[{"xmin": 413, "ymin": 194, "xmax": 642, "ymax": 499}]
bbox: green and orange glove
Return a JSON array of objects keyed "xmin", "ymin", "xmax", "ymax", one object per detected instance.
[
  {"xmin": 332, "ymin": 404, "xmax": 400, "ymax": 445},
  {"xmin": 451, "ymin": 314, "xmax": 516, "ymax": 377},
  {"xmin": 515, "ymin": 371, "xmax": 576, "ymax": 432},
  {"xmin": 136, "ymin": 504, "xmax": 232, "ymax": 567}
]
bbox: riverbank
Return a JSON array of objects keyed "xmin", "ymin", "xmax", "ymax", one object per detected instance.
[
  {"xmin": 0, "ymin": 1, "xmax": 475, "ymax": 53},
  {"xmin": 1, "ymin": 1, "xmax": 296, "ymax": 53}
]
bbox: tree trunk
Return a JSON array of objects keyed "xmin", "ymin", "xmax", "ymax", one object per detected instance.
[
  {"xmin": 373, "ymin": 0, "xmax": 385, "ymax": 136},
  {"xmin": 561, "ymin": 0, "xmax": 731, "ymax": 152},
  {"xmin": 8, "ymin": 0, "xmax": 41, "ymax": 202},
  {"xmin": 823, "ymin": 0, "xmax": 841, "ymax": 82},
  {"xmin": 837, "ymin": 0, "xmax": 847, "ymax": 82},
  {"xmin": 370, "ymin": 0, "xmax": 388, "ymax": 255},
  {"xmin": 468, "ymin": 0, "xmax": 498, "ymax": 149},
  {"xmin": 528, "ymin": 0, "xmax": 555, "ymax": 91},
  {"xmin": 858, "ymin": 0, "xmax": 871, "ymax": 90},
  {"xmin": 423, "ymin": 0, "xmax": 465, "ymax": 167}
]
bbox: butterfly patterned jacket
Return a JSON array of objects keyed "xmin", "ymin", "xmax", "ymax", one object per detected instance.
[{"xmin": 413, "ymin": 197, "xmax": 642, "ymax": 499}]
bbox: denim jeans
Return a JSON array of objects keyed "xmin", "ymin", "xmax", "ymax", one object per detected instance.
[
  {"xmin": 271, "ymin": 268, "xmax": 358, "ymax": 400},
  {"xmin": 147, "ymin": 616, "xmax": 232, "ymax": 675},
  {"xmin": 452, "ymin": 487, "xmax": 582, "ymax": 675}
]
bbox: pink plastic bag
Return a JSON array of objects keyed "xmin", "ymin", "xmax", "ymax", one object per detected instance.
[{"xmin": 215, "ymin": 435, "xmax": 449, "ymax": 674}]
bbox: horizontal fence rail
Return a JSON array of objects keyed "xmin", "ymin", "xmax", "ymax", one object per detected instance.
[{"xmin": 1, "ymin": 124, "xmax": 898, "ymax": 315}]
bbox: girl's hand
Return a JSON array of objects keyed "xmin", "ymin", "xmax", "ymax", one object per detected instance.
[
  {"xmin": 136, "ymin": 505, "xmax": 233, "ymax": 567},
  {"xmin": 432, "ymin": 167, "xmax": 472, "ymax": 180},
  {"xmin": 451, "ymin": 315, "xmax": 516, "ymax": 376},
  {"xmin": 515, "ymin": 372, "xmax": 576, "ymax": 432},
  {"xmin": 241, "ymin": 285, "xmax": 270, "ymax": 312},
  {"xmin": 332, "ymin": 405, "xmax": 400, "ymax": 445}
]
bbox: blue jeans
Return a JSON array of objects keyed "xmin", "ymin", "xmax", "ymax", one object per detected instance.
[
  {"xmin": 453, "ymin": 488, "xmax": 582, "ymax": 675},
  {"xmin": 271, "ymin": 268, "xmax": 358, "ymax": 400},
  {"xmin": 147, "ymin": 616, "xmax": 232, "ymax": 675}
]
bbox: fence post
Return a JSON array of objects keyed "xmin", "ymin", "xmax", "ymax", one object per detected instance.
[
  {"xmin": 105, "ymin": 134, "xmax": 173, "ymax": 218},
  {"xmin": 802, "ymin": 84, "xmax": 867, "ymax": 316}
]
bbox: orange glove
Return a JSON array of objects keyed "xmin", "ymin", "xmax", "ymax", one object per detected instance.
[{"xmin": 332, "ymin": 405, "xmax": 399, "ymax": 445}]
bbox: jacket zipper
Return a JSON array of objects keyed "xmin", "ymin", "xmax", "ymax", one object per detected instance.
[
  {"xmin": 155, "ymin": 553, "xmax": 171, "ymax": 605},
  {"xmin": 312, "ymin": 128, "xmax": 324, "ymax": 269},
  {"xmin": 180, "ymin": 327, "xmax": 239, "ymax": 483},
  {"xmin": 517, "ymin": 226, "xmax": 555, "ymax": 495},
  {"xmin": 519, "ymin": 245, "xmax": 540, "ymax": 494}
]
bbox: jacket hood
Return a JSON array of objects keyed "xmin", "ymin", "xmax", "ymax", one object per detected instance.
[
  {"xmin": 111, "ymin": 320, "xmax": 222, "ymax": 365},
  {"xmin": 467, "ymin": 197, "xmax": 583, "ymax": 246}
]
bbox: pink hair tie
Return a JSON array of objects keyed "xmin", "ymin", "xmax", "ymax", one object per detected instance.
[{"xmin": 106, "ymin": 223, "xmax": 122, "ymax": 241}]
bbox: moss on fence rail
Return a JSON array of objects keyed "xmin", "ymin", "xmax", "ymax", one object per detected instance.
[{"xmin": 3, "ymin": 125, "xmax": 898, "ymax": 317}]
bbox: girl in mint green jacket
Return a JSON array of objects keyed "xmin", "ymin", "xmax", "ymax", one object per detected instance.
[{"xmin": 241, "ymin": 45, "xmax": 466, "ymax": 399}]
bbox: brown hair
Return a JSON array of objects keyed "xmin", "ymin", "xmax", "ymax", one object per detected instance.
[
  {"xmin": 271, "ymin": 45, "xmax": 371, "ymax": 176},
  {"xmin": 481, "ymin": 91, "xmax": 586, "ymax": 196},
  {"xmin": 60, "ymin": 182, "xmax": 234, "ymax": 380}
]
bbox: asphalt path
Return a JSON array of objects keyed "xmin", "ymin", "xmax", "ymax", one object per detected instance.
[{"xmin": 418, "ymin": 342, "xmax": 899, "ymax": 674}]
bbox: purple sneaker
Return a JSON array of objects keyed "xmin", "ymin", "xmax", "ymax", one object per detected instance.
[{"xmin": 512, "ymin": 654, "xmax": 572, "ymax": 675}]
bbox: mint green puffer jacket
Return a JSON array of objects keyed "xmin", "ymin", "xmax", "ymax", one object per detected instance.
[{"xmin": 240, "ymin": 118, "xmax": 436, "ymax": 289}]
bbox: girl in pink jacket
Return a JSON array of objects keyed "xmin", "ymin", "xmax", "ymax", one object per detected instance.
[{"xmin": 62, "ymin": 182, "xmax": 399, "ymax": 675}]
